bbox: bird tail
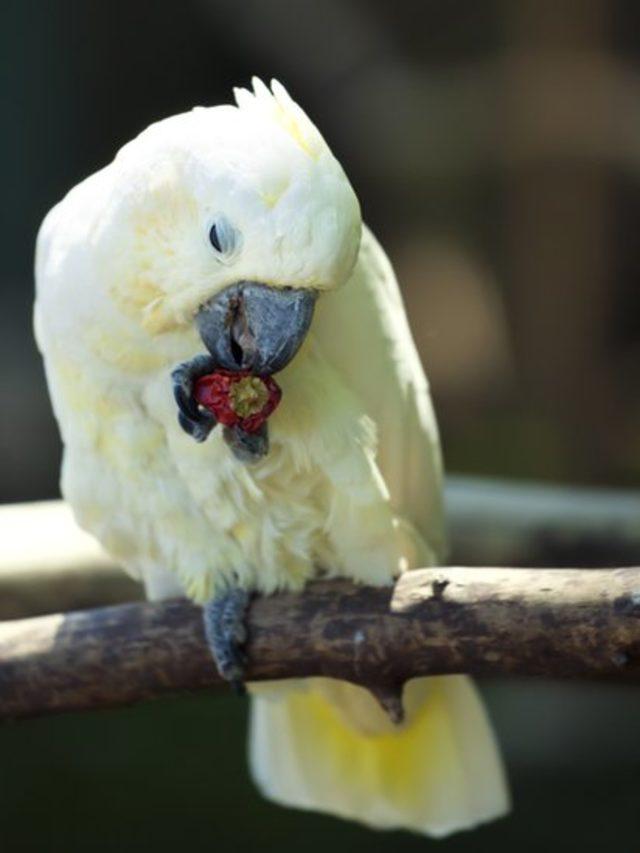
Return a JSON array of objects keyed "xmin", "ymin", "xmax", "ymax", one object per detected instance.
[{"xmin": 248, "ymin": 675, "xmax": 509, "ymax": 837}]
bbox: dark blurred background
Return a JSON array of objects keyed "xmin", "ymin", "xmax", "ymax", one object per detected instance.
[{"xmin": 2, "ymin": 0, "xmax": 640, "ymax": 850}]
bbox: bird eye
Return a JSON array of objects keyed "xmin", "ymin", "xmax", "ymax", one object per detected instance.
[
  {"xmin": 207, "ymin": 216, "xmax": 240, "ymax": 261},
  {"xmin": 209, "ymin": 223, "xmax": 222, "ymax": 252}
]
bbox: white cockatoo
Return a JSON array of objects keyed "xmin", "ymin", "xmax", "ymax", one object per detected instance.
[{"xmin": 35, "ymin": 78, "xmax": 509, "ymax": 836}]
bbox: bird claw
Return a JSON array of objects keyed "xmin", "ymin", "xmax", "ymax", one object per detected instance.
[
  {"xmin": 171, "ymin": 356, "xmax": 270, "ymax": 461},
  {"xmin": 178, "ymin": 410, "xmax": 216, "ymax": 443},
  {"xmin": 172, "ymin": 355, "xmax": 218, "ymax": 442},
  {"xmin": 202, "ymin": 587, "xmax": 251, "ymax": 692},
  {"xmin": 223, "ymin": 423, "xmax": 269, "ymax": 464}
]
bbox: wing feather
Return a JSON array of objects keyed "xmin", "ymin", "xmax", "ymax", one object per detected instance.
[{"xmin": 311, "ymin": 226, "xmax": 446, "ymax": 563}]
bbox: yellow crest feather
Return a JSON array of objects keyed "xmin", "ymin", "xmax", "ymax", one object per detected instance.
[{"xmin": 233, "ymin": 77, "xmax": 326, "ymax": 160}]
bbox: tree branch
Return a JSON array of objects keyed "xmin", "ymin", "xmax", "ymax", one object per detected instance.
[{"xmin": 3, "ymin": 565, "xmax": 640, "ymax": 721}]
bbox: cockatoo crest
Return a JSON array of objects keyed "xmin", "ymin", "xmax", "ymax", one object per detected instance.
[{"xmin": 233, "ymin": 77, "xmax": 327, "ymax": 161}]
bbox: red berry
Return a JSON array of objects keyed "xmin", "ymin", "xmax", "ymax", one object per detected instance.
[{"xmin": 194, "ymin": 370, "xmax": 282, "ymax": 434}]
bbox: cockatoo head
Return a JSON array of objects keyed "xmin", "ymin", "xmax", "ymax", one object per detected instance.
[{"xmin": 99, "ymin": 78, "xmax": 361, "ymax": 374}]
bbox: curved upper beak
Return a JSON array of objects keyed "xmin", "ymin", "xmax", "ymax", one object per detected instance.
[{"xmin": 196, "ymin": 281, "xmax": 317, "ymax": 375}]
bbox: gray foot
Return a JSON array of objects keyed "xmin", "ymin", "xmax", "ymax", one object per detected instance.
[
  {"xmin": 202, "ymin": 588, "xmax": 250, "ymax": 693},
  {"xmin": 223, "ymin": 424, "xmax": 269, "ymax": 463},
  {"xmin": 172, "ymin": 354, "xmax": 218, "ymax": 443}
]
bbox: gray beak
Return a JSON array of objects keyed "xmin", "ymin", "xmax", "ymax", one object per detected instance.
[{"xmin": 196, "ymin": 281, "xmax": 317, "ymax": 375}]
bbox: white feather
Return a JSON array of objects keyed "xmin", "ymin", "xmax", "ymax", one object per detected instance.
[
  {"xmin": 34, "ymin": 79, "xmax": 508, "ymax": 837},
  {"xmin": 249, "ymin": 226, "xmax": 509, "ymax": 836},
  {"xmin": 312, "ymin": 225, "xmax": 446, "ymax": 564},
  {"xmin": 250, "ymin": 676, "xmax": 509, "ymax": 837}
]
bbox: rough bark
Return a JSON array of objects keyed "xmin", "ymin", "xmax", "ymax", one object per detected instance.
[{"xmin": 2, "ymin": 566, "xmax": 640, "ymax": 720}]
